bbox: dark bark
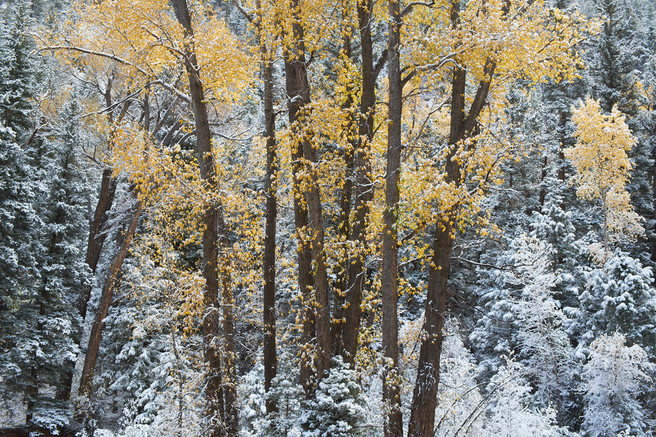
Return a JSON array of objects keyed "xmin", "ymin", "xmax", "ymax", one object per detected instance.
[
  {"xmin": 79, "ymin": 167, "xmax": 116, "ymax": 319},
  {"xmin": 382, "ymin": 0, "xmax": 404, "ymax": 435},
  {"xmin": 302, "ymin": 128, "xmax": 331, "ymax": 381},
  {"xmin": 25, "ymin": 367, "xmax": 37, "ymax": 424},
  {"xmin": 258, "ymin": 5, "xmax": 278, "ymax": 413},
  {"xmin": 408, "ymin": 3, "xmax": 496, "ymax": 435},
  {"xmin": 78, "ymin": 200, "xmax": 142, "ymax": 397},
  {"xmin": 291, "ymin": 7, "xmax": 331, "ymax": 383},
  {"xmin": 407, "ymin": 65, "xmax": 461, "ymax": 437},
  {"xmin": 341, "ymin": 0, "xmax": 378, "ymax": 365},
  {"xmin": 283, "ymin": 53, "xmax": 315, "ymax": 397},
  {"xmin": 221, "ymin": 265, "xmax": 238, "ymax": 436},
  {"xmin": 169, "ymin": 1, "xmax": 234, "ymax": 435},
  {"xmin": 407, "ymin": 220, "xmax": 453, "ymax": 437},
  {"xmin": 332, "ymin": 38, "xmax": 354, "ymax": 357},
  {"xmin": 282, "ymin": 0, "xmax": 332, "ymax": 392}
]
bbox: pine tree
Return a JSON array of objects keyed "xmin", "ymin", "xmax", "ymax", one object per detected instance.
[
  {"xmin": 1, "ymin": 4, "xmax": 91, "ymax": 432},
  {"xmin": 578, "ymin": 252, "xmax": 656, "ymax": 354},
  {"xmin": 588, "ymin": 0, "xmax": 642, "ymax": 116},
  {"xmin": 34, "ymin": 99, "xmax": 91, "ymax": 405},
  {"xmin": 300, "ymin": 356, "xmax": 367, "ymax": 437},
  {"xmin": 0, "ymin": 2, "xmax": 45, "ymax": 427},
  {"xmin": 0, "ymin": 126, "xmax": 42, "ymax": 424},
  {"xmin": 0, "ymin": 1, "xmax": 37, "ymax": 137}
]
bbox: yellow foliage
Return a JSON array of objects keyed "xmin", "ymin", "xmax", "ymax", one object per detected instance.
[
  {"xmin": 566, "ymin": 98, "xmax": 643, "ymax": 246},
  {"xmin": 41, "ymin": 0, "xmax": 253, "ymax": 104},
  {"xmin": 407, "ymin": 0, "xmax": 595, "ymax": 86},
  {"xmin": 33, "ymin": 0, "xmax": 610, "ymax": 388}
]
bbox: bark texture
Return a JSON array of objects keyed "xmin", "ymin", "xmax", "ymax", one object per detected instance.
[
  {"xmin": 170, "ymin": 1, "xmax": 236, "ymax": 435},
  {"xmin": 408, "ymin": 3, "xmax": 496, "ymax": 435},
  {"xmin": 340, "ymin": 0, "xmax": 379, "ymax": 365},
  {"xmin": 78, "ymin": 200, "xmax": 142, "ymax": 397},
  {"xmin": 283, "ymin": 44, "xmax": 315, "ymax": 398},
  {"xmin": 282, "ymin": 0, "xmax": 331, "ymax": 392},
  {"xmin": 258, "ymin": 6, "xmax": 278, "ymax": 413},
  {"xmin": 79, "ymin": 167, "xmax": 116, "ymax": 319},
  {"xmin": 382, "ymin": 0, "xmax": 404, "ymax": 434}
]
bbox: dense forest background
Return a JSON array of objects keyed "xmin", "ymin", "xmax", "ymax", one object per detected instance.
[{"xmin": 1, "ymin": 0, "xmax": 655, "ymax": 435}]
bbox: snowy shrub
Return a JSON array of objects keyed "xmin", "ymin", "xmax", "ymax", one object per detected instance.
[
  {"xmin": 482, "ymin": 360, "xmax": 573, "ymax": 437},
  {"xmin": 299, "ymin": 356, "xmax": 367, "ymax": 437},
  {"xmin": 579, "ymin": 253, "xmax": 656, "ymax": 354},
  {"xmin": 239, "ymin": 353, "xmax": 305, "ymax": 437},
  {"xmin": 581, "ymin": 333, "xmax": 652, "ymax": 437},
  {"xmin": 434, "ymin": 321, "xmax": 485, "ymax": 437}
]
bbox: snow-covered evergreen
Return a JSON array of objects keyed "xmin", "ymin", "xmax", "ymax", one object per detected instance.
[{"xmin": 2, "ymin": 0, "xmax": 656, "ymax": 435}]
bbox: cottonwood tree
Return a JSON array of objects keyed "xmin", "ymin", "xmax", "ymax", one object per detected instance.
[
  {"xmin": 45, "ymin": 1, "xmax": 252, "ymax": 435},
  {"xmin": 565, "ymin": 98, "xmax": 643, "ymax": 259},
  {"xmin": 402, "ymin": 1, "xmax": 591, "ymax": 435},
  {"xmin": 380, "ymin": 0, "xmax": 404, "ymax": 434}
]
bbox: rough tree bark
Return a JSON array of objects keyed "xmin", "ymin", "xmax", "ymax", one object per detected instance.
[
  {"xmin": 170, "ymin": 1, "xmax": 236, "ymax": 435},
  {"xmin": 79, "ymin": 81, "xmax": 132, "ymax": 320},
  {"xmin": 408, "ymin": 3, "xmax": 496, "ymax": 435},
  {"xmin": 282, "ymin": 0, "xmax": 331, "ymax": 392},
  {"xmin": 283, "ymin": 41, "xmax": 315, "ymax": 399},
  {"xmin": 220, "ymin": 262, "xmax": 238, "ymax": 436},
  {"xmin": 381, "ymin": 0, "xmax": 404, "ymax": 434},
  {"xmin": 257, "ymin": 2, "xmax": 279, "ymax": 413},
  {"xmin": 332, "ymin": 21, "xmax": 355, "ymax": 356},
  {"xmin": 78, "ymin": 200, "xmax": 142, "ymax": 397},
  {"xmin": 300, "ymin": 126, "xmax": 331, "ymax": 383},
  {"xmin": 340, "ymin": 0, "xmax": 379, "ymax": 364},
  {"xmin": 79, "ymin": 167, "xmax": 116, "ymax": 319}
]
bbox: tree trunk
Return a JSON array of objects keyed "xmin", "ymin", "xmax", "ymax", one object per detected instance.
[
  {"xmin": 221, "ymin": 264, "xmax": 239, "ymax": 436},
  {"xmin": 408, "ymin": 65, "xmax": 463, "ymax": 437},
  {"xmin": 381, "ymin": 0, "xmax": 404, "ymax": 434},
  {"xmin": 258, "ymin": 5, "xmax": 278, "ymax": 413},
  {"xmin": 283, "ymin": 56, "xmax": 315, "ymax": 396},
  {"xmin": 302, "ymin": 130, "xmax": 331, "ymax": 381},
  {"xmin": 408, "ymin": 3, "xmax": 496, "ymax": 434},
  {"xmin": 407, "ymin": 219, "xmax": 452, "ymax": 437},
  {"xmin": 169, "ymin": 1, "xmax": 232, "ymax": 435},
  {"xmin": 341, "ymin": 0, "xmax": 378, "ymax": 365},
  {"xmin": 282, "ymin": 0, "xmax": 332, "ymax": 392},
  {"xmin": 332, "ymin": 69, "xmax": 354, "ymax": 358},
  {"xmin": 78, "ymin": 200, "xmax": 142, "ymax": 397},
  {"xmin": 79, "ymin": 167, "xmax": 116, "ymax": 319},
  {"xmin": 293, "ymin": 7, "xmax": 331, "ymax": 384},
  {"xmin": 25, "ymin": 367, "xmax": 37, "ymax": 424}
]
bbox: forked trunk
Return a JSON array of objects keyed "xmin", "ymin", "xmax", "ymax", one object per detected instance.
[
  {"xmin": 80, "ymin": 167, "xmax": 116, "ymax": 319},
  {"xmin": 282, "ymin": 0, "xmax": 331, "ymax": 391},
  {"xmin": 408, "ymin": 3, "xmax": 496, "ymax": 433}
]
